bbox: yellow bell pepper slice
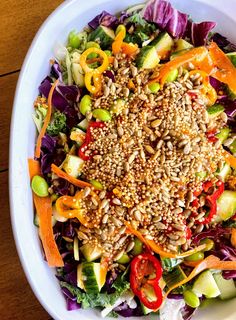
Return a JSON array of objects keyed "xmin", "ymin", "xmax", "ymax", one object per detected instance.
[{"xmin": 80, "ymin": 47, "xmax": 109, "ymax": 73}]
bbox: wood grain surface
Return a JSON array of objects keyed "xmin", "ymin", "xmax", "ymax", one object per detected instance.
[{"xmin": 0, "ymin": 0, "xmax": 63, "ymax": 318}]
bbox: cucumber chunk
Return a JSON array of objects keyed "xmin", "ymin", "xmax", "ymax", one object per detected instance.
[
  {"xmin": 71, "ymin": 63, "xmax": 85, "ymax": 87},
  {"xmin": 88, "ymin": 26, "xmax": 115, "ymax": 49},
  {"xmin": 226, "ymin": 52, "xmax": 236, "ymax": 67},
  {"xmin": 216, "ymin": 190, "xmax": 236, "ymax": 221},
  {"xmin": 70, "ymin": 128, "xmax": 86, "ymax": 146},
  {"xmin": 192, "ymin": 270, "xmax": 221, "ymax": 298},
  {"xmin": 150, "ymin": 32, "xmax": 174, "ymax": 60},
  {"xmin": 136, "ymin": 46, "xmax": 160, "ymax": 69},
  {"xmin": 174, "ymin": 39, "xmax": 193, "ymax": 52},
  {"xmin": 213, "ymin": 273, "xmax": 236, "ymax": 300},
  {"xmin": 216, "ymin": 127, "xmax": 230, "ymax": 143},
  {"xmin": 77, "ymin": 263, "xmax": 85, "ymax": 290},
  {"xmin": 216, "ymin": 163, "xmax": 231, "ymax": 182},
  {"xmin": 207, "ymin": 104, "xmax": 224, "ymax": 118},
  {"xmin": 62, "ymin": 154, "xmax": 84, "ymax": 178},
  {"xmin": 77, "ymin": 118, "xmax": 89, "ymax": 132},
  {"xmin": 80, "ymin": 242, "xmax": 102, "ymax": 262},
  {"xmin": 81, "ymin": 262, "xmax": 104, "ymax": 293}
]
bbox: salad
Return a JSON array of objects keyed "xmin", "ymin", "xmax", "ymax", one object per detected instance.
[{"xmin": 28, "ymin": 0, "xmax": 236, "ymax": 319}]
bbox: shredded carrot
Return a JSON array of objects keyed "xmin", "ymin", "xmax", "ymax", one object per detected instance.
[
  {"xmin": 224, "ymin": 150, "xmax": 236, "ymax": 169},
  {"xmin": 28, "ymin": 158, "xmax": 64, "ymax": 267},
  {"xmin": 231, "ymin": 228, "xmax": 236, "ymax": 247},
  {"xmin": 35, "ymin": 79, "xmax": 58, "ymax": 158},
  {"xmin": 164, "ymin": 255, "xmax": 236, "ymax": 299},
  {"xmin": 51, "ymin": 164, "xmax": 91, "ymax": 188},
  {"xmin": 183, "ymin": 260, "xmax": 204, "ymax": 267},
  {"xmin": 209, "ymin": 42, "xmax": 236, "ymax": 94},
  {"xmin": 150, "ymin": 47, "xmax": 208, "ymax": 85}
]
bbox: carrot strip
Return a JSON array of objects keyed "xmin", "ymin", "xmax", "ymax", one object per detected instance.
[
  {"xmin": 224, "ymin": 151, "xmax": 236, "ymax": 169},
  {"xmin": 51, "ymin": 164, "xmax": 91, "ymax": 188},
  {"xmin": 121, "ymin": 42, "xmax": 139, "ymax": 56},
  {"xmin": 28, "ymin": 158, "xmax": 64, "ymax": 267},
  {"xmin": 164, "ymin": 255, "xmax": 236, "ymax": 299},
  {"xmin": 35, "ymin": 79, "xmax": 58, "ymax": 158},
  {"xmin": 231, "ymin": 228, "xmax": 236, "ymax": 247},
  {"xmin": 183, "ymin": 260, "xmax": 204, "ymax": 267}
]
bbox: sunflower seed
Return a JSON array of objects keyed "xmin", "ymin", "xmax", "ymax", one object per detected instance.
[
  {"xmin": 177, "ymin": 199, "xmax": 185, "ymax": 207},
  {"xmin": 145, "ymin": 145, "xmax": 155, "ymax": 154},
  {"xmin": 223, "ymin": 138, "xmax": 234, "ymax": 147},
  {"xmin": 99, "ymin": 190, "xmax": 106, "ymax": 200},
  {"xmin": 91, "ymin": 197, "xmax": 98, "ymax": 206},
  {"xmin": 121, "ymin": 67, "xmax": 130, "ymax": 75},
  {"xmin": 183, "ymin": 143, "xmax": 191, "ymax": 154},
  {"xmin": 194, "ymin": 224, "xmax": 204, "ymax": 233},
  {"xmin": 221, "ymin": 112, "xmax": 228, "ymax": 122},
  {"xmin": 100, "ymin": 199, "xmax": 109, "ymax": 209},
  {"xmin": 155, "ymin": 222, "xmax": 166, "ymax": 229},
  {"xmin": 152, "ymin": 216, "xmax": 162, "ymax": 222},
  {"xmin": 104, "ymin": 86, "xmax": 110, "ymax": 97},
  {"xmin": 77, "ymin": 231, "xmax": 88, "ymax": 240},
  {"xmin": 118, "ymin": 236, "xmax": 127, "ymax": 245},
  {"xmin": 128, "ymin": 153, "xmax": 136, "ymax": 164},
  {"xmin": 130, "ymin": 64, "xmax": 138, "ymax": 77},
  {"xmin": 117, "ymin": 126, "xmax": 124, "ymax": 137},
  {"xmin": 126, "ymin": 241, "xmax": 135, "ymax": 252},
  {"xmin": 156, "ymin": 139, "xmax": 164, "ymax": 149},
  {"xmin": 124, "ymin": 162, "xmax": 130, "ymax": 172},
  {"xmin": 113, "ymin": 198, "xmax": 121, "ymax": 205},
  {"xmin": 116, "ymin": 168, "xmax": 122, "ymax": 177},
  {"xmin": 113, "ymin": 58, "xmax": 118, "ymax": 69},
  {"xmin": 173, "ymin": 207, "xmax": 183, "ymax": 214},
  {"xmin": 101, "ymin": 233, "xmax": 107, "ymax": 241},
  {"xmin": 151, "ymin": 119, "xmax": 162, "ymax": 128},
  {"xmin": 173, "ymin": 224, "xmax": 185, "ymax": 231},
  {"xmin": 134, "ymin": 210, "xmax": 142, "ymax": 221},
  {"xmin": 83, "ymin": 187, "xmax": 91, "ymax": 198},
  {"xmin": 167, "ymin": 234, "xmax": 179, "ymax": 240},
  {"xmin": 111, "ymin": 216, "xmax": 122, "ymax": 227},
  {"xmin": 114, "ymin": 250, "xmax": 124, "ymax": 261},
  {"xmin": 119, "ymin": 226, "xmax": 126, "ymax": 235},
  {"xmin": 102, "ymin": 214, "xmax": 109, "ymax": 224}
]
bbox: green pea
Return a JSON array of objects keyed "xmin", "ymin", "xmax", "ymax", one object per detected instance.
[
  {"xmin": 90, "ymin": 179, "xmax": 103, "ymax": 190},
  {"xmin": 68, "ymin": 30, "xmax": 80, "ymax": 48},
  {"xmin": 165, "ymin": 68, "xmax": 178, "ymax": 82},
  {"xmin": 148, "ymin": 82, "xmax": 160, "ymax": 94},
  {"xmin": 117, "ymin": 253, "xmax": 131, "ymax": 264},
  {"xmin": 185, "ymin": 251, "xmax": 204, "ymax": 262},
  {"xmin": 183, "ymin": 290, "xmax": 200, "ymax": 308},
  {"xmin": 104, "ymin": 50, "xmax": 112, "ymax": 57},
  {"xmin": 110, "ymin": 99, "xmax": 125, "ymax": 115},
  {"xmin": 79, "ymin": 95, "xmax": 92, "ymax": 116},
  {"xmin": 200, "ymin": 238, "xmax": 215, "ymax": 251},
  {"xmin": 115, "ymin": 24, "xmax": 126, "ymax": 36},
  {"xmin": 86, "ymin": 41, "xmax": 100, "ymax": 49},
  {"xmin": 132, "ymin": 237, "xmax": 143, "ymax": 256},
  {"xmin": 92, "ymin": 109, "xmax": 111, "ymax": 122},
  {"xmin": 31, "ymin": 175, "xmax": 49, "ymax": 197}
]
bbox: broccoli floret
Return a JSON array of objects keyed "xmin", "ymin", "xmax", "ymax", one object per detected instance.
[{"xmin": 47, "ymin": 111, "xmax": 67, "ymax": 136}]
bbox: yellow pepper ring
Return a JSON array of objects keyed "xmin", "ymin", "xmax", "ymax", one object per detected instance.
[
  {"xmin": 80, "ymin": 47, "xmax": 109, "ymax": 73},
  {"xmin": 85, "ymin": 71, "xmax": 102, "ymax": 95}
]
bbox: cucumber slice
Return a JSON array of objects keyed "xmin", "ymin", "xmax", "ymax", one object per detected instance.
[
  {"xmin": 216, "ymin": 127, "xmax": 230, "ymax": 143},
  {"xmin": 136, "ymin": 46, "xmax": 160, "ymax": 69},
  {"xmin": 77, "ymin": 118, "xmax": 89, "ymax": 132},
  {"xmin": 73, "ymin": 236, "xmax": 79, "ymax": 261},
  {"xmin": 150, "ymin": 32, "xmax": 174, "ymax": 60},
  {"xmin": 207, "ymin": 104, "xmax": 224, "ymax": 118},
  {"xmin": 71, "ymin": 63, "xmax": 85, "ymax": 87},
  {"xmin": 163, "ymin": 265, "xmax": 186, "ymax": 288},
  {"xmin": 34, "ymin": 212, "xmax": 57, "ymax": 227},
  {"xmin": 70, "ymin": 128, "xmax": 86, "ymax": 146},
  {"xmin": 80, "ymin": 242, "xmax": 102, "ymax": 262},
  {"xmin": 213, "ymin": 273, "xmax": 236, "ymax": 300},
  {"xmin": 140, "ymin": 303, "xmax": 153, "ymax": 315},
  {"xmin": 216, "ymin": 163, "xmax": 231, "ymax": 182},
  {"xmin": 82, "ymin": 262, "xmax": 104, "ymax": 293},
  {"xmin": 226, "ymin": 52, "xmax": 236, "ymax": 67},
  {"xmin": 62, "ymin": 154, "xmax": 84, "ymax": 178},
  {"xmin": 216, "ymin": 190, "xmax": 236, "ymax": 221},
  {"xmin": 88, "ymin": 26, "xmax": 115, "ymax": 49},
  {"xmin": 77, "ymin": 264, "xmax": 85, "ymax": 290},
  {"xmin": 192, "ymin": 270, "xmax": 220, "ymax": 298},
  {"xmin": 174, "ymin": 39, "xmax": 193, "ymax": 52}
]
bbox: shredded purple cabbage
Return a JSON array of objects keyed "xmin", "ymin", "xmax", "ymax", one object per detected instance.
[
  {"xmin": 142, "ymin": 0, "xmax": 188, "ymax": 38},
  {"xmin": 210, "ymin": 33, "xmax": 236, "ymax": 53},
  {"xmin": 61, "ymin": 288, "xmax": 81, "ymax": 311},
  {"xmin": 103, "ymin": 70, "xmax": 115, "ymax": 82},
  {"xmin": 222, "ymin": 270, "xmax": 236, "ymax": 280},
  {"xmin": 193, "ymin": 226, "xmax": 230, "ymax": 244},
  {"xmin": 88, "ymin": 10, "xmax": 118, "ymax": 29},
  {"xmin": 189, "ymin": 21, "xmax": 216, "ymax": 46},
  {"xmin": 114, "ymin": 302, "xmax": 144, "ymax": 317},
  {"xmin": 168, "ymin": 293, "xmax": 183, "ymax": 300},
  {"xmin": 181, "ymin": 304, "xmax": 196, "ymax": 320},
  {"xmin": 51, "ymin": 61, "xmax": 63, "ymax": 82}
]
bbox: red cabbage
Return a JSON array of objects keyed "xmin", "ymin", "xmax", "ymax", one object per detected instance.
[
  {"xmin": 180, "ymin": 304, "xmax": 196, "ymax": 320},
  {"xmin": 168, "ymin": 293, "xmax": 183, "ymax": 300},
  {"xmin": 142, "ymin": 0, "xmax": 188, "ymax": 38},
  {"xmin": 190, "ymin": 21, "xmax": 216, "ymax": 46},
  {"xmin": 119, "ymin": 11, "xmax": 130, "ymax": 24},
  {"xmin": 210, "ymin": 33, "xmax": 236, "ymax": 53},
  {"xmin": 114, "ymin": 302, "xmax": 144, "ymax": 317},
  {"xmin": 88, "ymin": 11, "xmax": 118, "ymax": 29},
  {"xmin": 66, "ymin": 299, "xmax": 81, "ymax": 311},
  {"xmin": 103, "ymin": 70, "xmax": 115, "ymax": 82},
  {"xmin": 51, "ymin": 61, "xmax": 63, "ymax": 82},
  {"xmin": 61, "ymin": 287, "xmax": 77, "ymax": 301},
  {"xmin": 193, "ymin": 226, "xmax": 230, "ymax": 244},
  {"xmin": 209, "ymin": 76, "xmax": 224, "ymax": 92},
  {"xmin": 222, "ymin": 270, "xmax": 236, "ymax": 280}
]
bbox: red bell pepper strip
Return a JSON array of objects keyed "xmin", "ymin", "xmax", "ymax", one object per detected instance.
[
  {"xmin": 78, "ymin": 121, "xmax": 106, "ymax": 160},
  {"xmin": 130, "ymin": 253, "xmax": 163, "ymax": 310},
  {"xmin": 202, "ymin": 181, "xmax": 213, "ymax": 193}
]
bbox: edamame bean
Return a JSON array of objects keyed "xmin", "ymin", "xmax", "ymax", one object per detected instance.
[
  {"xmin": 117, "ymin": 253, "xmax": 131, "ymax": 264},
  {"xmin": 31, "ymin": 175, "xmax": 49, "ymax": 197},
  {"xmin": 90, "ymin": 179, "xmax": 103, "ymax": 190},
  {"xmin": 104, "ymin": 50, "xmax": 112, "ymax": 57},
  {"xmin": 200, "ymin": 238, "xmax": 214, "ymax": 251},
  {"xmin": 185, "ymin": 251, "xmax": 204, "ymax": 262},
  {"xmin": 115, "ymin": 24, "xmax": 126, "ymax": 37},
  {"xmin": 86, "ymin": 42, "xmax": 100, "ymax": 59},
  {"xmin": 110, "ymin": 99, "xmax": 125, "ymax": 115},
  {"xmin": 183, "ymin": 290, "xmax": 200, "ymax": 308},
  {"xmin": 92, "ymin": 109, "xmax": 111, "ymax": 122},
  {"xmin": 68, "ymin": 30, "xmax": 80, "ymax": 48},
  {"xmin": 79, "ymin": 95, "xmax": 92, "ymax": 116},
  {"xmin": 148, "ymin": 82, "xmax": 160, "ymax": 93},
  {"xmin": 165, "ymin": 69, "xmax": 178, "ymax": 82},
  {"xmin": 132, "ymin": 237, "xmax": 143, "ymax": 256}
]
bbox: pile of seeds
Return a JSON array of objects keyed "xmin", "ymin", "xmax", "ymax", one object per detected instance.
[{"xmin": 78, "ymin": 54, "xmax": 227, "ymax": 265}]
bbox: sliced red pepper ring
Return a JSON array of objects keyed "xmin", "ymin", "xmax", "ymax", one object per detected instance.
[
  {"xmin": 130, "ymin": 253, "xmax": 163, "ymax": 310},
  {"xmin": 78, "ymin": 121, "xmax": 106, "ymax": 160}
]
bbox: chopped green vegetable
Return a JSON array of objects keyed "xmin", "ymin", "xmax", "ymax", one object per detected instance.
[
  {"xmin": 117, "ymin": 253, "xmax": 130, "ymax": 264},
  {"xmin": 33, "ymin": 104, "xmax": 47, "ymax": 133},
  {"xmin": 185, "ymin": 252, "xmax": 204, "ymax": 262},
  {"xmin": 161, "ymin": 257, "xmax": 183, "ymax": 272},
  {"xmin": 31, "ymin": 175, "xmax": 49, "ymax": 197},
  {"xmin": 165, "ymin": 69, "xmax": 178, "ymax": 82},
  {"xmin": 207, "ymin": 104, "xmax": 224, "ymax": 118},
  {"xmin": 148, "ymin": 82, "xmax": 160, "ymax": 93},
  {"xmin": 183, "ymin": 290, "xmax": 200, "ymax": 308},
  {"xmin": 92, "ymin": 109, "xmax": 111, "ymax": 122},
  {"xmin": 47, "ymin": 111, "xmax": 67, "ymax": 136},
  {"xmin": 79, "ymin": 95, "xmax": 92, "ymax": 116}
]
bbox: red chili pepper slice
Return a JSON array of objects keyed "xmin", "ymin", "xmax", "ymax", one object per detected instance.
[
  {"xmin": 202, "ymin": 180, "xmax": 213, "ymax": 193},
  {"xmin": 78, "ymin": 121, "xmax": 106, "ymax": 160},
  {"xmin": 130, "ymin": 253, "xmax": 163, "ymax": 310},
  {"xmin": 206, "ymin": 129, "xmax": 218, "ymax": 143}
]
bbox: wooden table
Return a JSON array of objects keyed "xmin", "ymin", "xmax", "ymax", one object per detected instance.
[{"xmin": 0, "ymin": 1, "xmax": 63, "ymax": 318}]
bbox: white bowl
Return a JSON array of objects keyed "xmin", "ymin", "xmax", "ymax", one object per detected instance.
[{"xmin": 9, "ymin": 0, "xmax": 236, "ymax": 319}]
